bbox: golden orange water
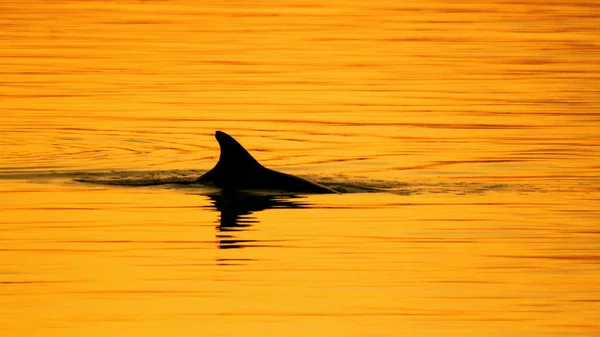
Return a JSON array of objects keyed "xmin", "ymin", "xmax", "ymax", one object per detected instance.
[{"xmin": 1, "ymin": 1, "xmax": 599, "ymax": 336}]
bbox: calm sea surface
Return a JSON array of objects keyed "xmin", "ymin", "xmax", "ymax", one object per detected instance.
[{"xmin": 1, "ymin": 1, "xmax": 599, "ymax": 336}]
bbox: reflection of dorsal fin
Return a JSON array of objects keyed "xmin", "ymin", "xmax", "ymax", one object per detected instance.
[{"xmin": 214, "ymin": 131, "xmax": 262, "ymax": 170}]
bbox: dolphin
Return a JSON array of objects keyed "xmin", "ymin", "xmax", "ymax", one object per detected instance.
[{"xmin": 195, "ymin": 131, "xmax": 336, "ymax": 194}]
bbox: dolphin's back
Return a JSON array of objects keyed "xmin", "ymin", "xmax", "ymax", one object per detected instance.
[{"xmin": 259, "ymin": 169, "xmax": 335, "ymax": 194}]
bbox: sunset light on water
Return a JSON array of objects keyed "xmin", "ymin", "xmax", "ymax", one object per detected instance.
[{"xmin": 1, "ymin": 1, "xmax": 599, "ymax": 336}]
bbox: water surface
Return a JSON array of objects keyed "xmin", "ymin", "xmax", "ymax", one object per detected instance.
[{"xmin": 1, "ymin": 1, "xmax": 599, "ymax": 336}]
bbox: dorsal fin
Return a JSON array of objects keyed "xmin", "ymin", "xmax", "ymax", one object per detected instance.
[
  {"xmin": 196, "ymin": 131, "xmax": 335, "ymax": 193},
  {"xmin": 214, "ymin": 130, "xmax": 263, "ymax": 170}
]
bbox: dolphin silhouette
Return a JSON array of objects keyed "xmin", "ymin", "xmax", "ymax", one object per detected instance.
[{"xmin": 196, "ymin": 131, "xmax": 336, "ymax": 194}]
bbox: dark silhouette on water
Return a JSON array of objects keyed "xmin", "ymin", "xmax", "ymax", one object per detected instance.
[
  {"xmin": 196, "ymin": 131, "xmax": 336, "ymax": 194},
  {"xmin": 205, "ymin": 190, "xmax": 310, "ymax": 249}
]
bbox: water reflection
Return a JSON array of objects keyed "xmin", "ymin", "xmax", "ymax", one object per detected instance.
[{"xmin": 204, "ymin": 189, "xmax": 311, "ymax": 249}]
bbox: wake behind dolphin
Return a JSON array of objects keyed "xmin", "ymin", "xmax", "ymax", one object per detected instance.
[
  {"xmin": 196, "ymin": 131, "xmax": 336, "ymax": 194},
  {"xmin": 68, "ymin": 132, "xmax": 521, "ymax": 195}
]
